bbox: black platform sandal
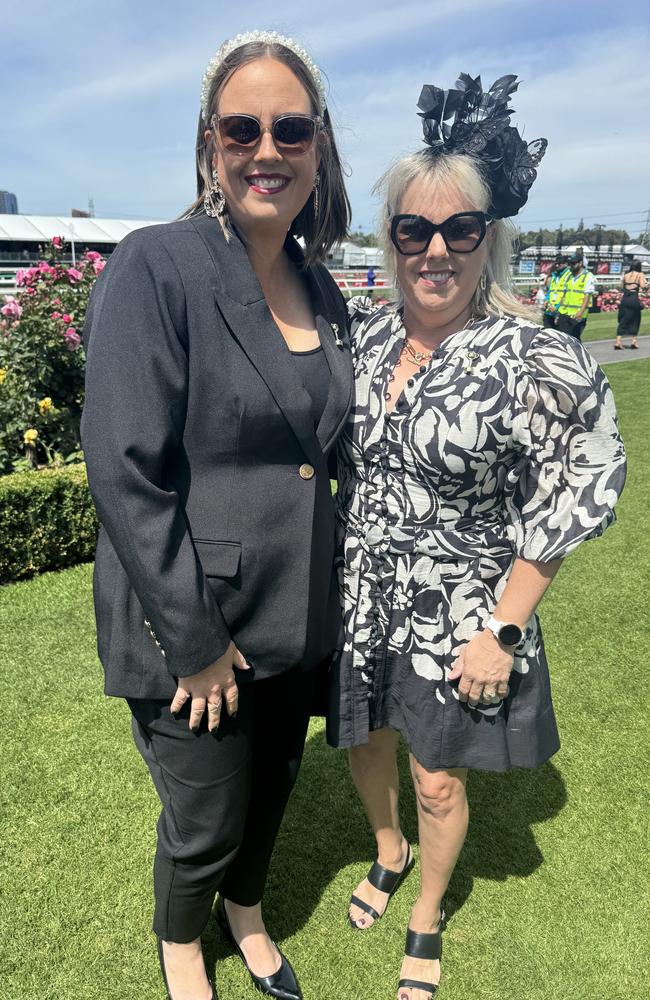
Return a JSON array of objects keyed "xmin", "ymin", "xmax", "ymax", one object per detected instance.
[
  {"xmin": 397, "ymin": 911, "xmax": 446, "ymax": 998},
  {"xmin": 348, "ymin": 843, "xmax": 414, "ymax": 929},
  {"xmin": 216, "ymin": 897, "xmax": 302, "ymax": 1000},
  {"xmin": 156, "ymin": 937, "xmax": 217, "ymax": 1000}
]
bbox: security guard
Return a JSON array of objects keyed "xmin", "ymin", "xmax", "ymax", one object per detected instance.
[
  {"xmin": 556, "ymin": 252, "xmax": 597, "ymax": 339},
  {"xmin": 543, "ymin": 254, "xmax": 570, "ymax": 328}
]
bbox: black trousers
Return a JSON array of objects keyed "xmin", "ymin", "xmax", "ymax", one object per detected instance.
[
  {"xmin": 128, "ymin": 664, "xmax": 317, "ymax": 943},
  {"xmin": 556, "ymin": 313, "xmax": 586, "ymax": 339}
]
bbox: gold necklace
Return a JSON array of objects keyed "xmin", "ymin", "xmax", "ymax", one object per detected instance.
[
  {"xmin": 403, "ymin": 339, "xmax": 435, "ymax": 364},
  {"xmin": 402, "ymin": 313, "xmax": 477, "ymax": 365}
]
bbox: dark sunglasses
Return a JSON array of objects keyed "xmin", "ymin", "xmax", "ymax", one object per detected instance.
[
  {"xmin": 211, "ymin": 113, "xmax": 322, "ymax": 156},
  {"xmin": 390, "ymin": 212, "xmax": 489, "ymax": 255}
]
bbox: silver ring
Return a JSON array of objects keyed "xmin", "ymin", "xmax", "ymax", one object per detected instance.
[{"xmin": 208, "ymin": 701, "xmax": 222, "ymax": 713}]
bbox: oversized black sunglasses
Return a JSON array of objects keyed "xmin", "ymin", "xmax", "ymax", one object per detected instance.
[
  {"xmin": 390, "ymin": 212, "xmax": 489, "ymax": 255},
  {"xmin": 211, "ymin": 113, "xmax": 322, "ymax": 156}
]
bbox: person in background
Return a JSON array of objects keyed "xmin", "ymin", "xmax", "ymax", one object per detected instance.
[
  {"xmin": 614, "ymin": 259, "xmax": 646, "ymax": 350},
  {"xmin": 543, "ymin": 254, "xmax": 569, "ymax": 328},
  {"xmin": 367, "ymin": 264, "xmax": 376, "ymax": 287},
  {"xmin": 534, "ymin": 275, "xmax": 546, "ymax": 315},
  {"xmin": 555, "ymin": 251, "xmax": 597, "ymax": 339}
]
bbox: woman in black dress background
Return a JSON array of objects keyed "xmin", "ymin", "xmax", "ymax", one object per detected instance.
[{"xmin": 614, "ymin": 259, "xmax": 646, "ymax": 349}]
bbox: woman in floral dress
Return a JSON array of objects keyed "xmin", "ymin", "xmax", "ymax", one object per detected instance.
[{"xmin": 327, "ymin": 74, "xmax": 627, "ymax": 1000}]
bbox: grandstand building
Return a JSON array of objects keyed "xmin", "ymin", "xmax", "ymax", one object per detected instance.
[{"xmin": 0, "ymin": 214, "xmax": 160, "ymax": 292}]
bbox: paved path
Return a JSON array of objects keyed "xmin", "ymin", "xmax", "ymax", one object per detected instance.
[{"xmin": 584, "ymin": 336, "xmax": 650, "ymax": 366}]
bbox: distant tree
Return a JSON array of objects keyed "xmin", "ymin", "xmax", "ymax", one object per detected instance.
[
  {"xmin": 556, "ymin": 224, "xmax": 564, "ymax": 251},
  {"xmin": 535, "ymin": 229, "xmax": 543, "ymax": 250},
  {"xmin": 349, "ymin": 229, "xmax": 378, "ymax": 248}
]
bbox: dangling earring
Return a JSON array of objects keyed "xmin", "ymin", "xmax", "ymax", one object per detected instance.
[
  {"xmin": 313, "ymin": 172, "xmax": 320, "ymax": 220},
  {"xmin": 479, "ymin": 270, "xmax": 487, "ymax": 292},
  {"xmin": 204, "ymin": 167, "xmax": 226, "ymax": 218}
]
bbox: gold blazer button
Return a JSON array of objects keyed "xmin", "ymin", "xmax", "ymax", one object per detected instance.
[{"xmin": 299, "ymin": 463, "xmax": 315, "ymax": 480}]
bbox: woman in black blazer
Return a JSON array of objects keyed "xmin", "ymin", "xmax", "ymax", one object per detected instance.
[{"xmin": 81, "ymin": 32, "xmax": 351, "ymax": 1000}]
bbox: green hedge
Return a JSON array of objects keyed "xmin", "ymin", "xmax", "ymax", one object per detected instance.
[{"xmin": 0, "ymin": 464, "xmax": 98, "ymax": 584}]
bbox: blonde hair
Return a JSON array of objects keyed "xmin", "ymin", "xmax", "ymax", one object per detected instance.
[{"xmin": 375, "ymin": 150, "xmax": 538, "ymax": 322}]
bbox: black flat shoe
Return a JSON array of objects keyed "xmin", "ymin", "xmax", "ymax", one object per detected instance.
[
  {"xmin": 216, "ymin": 897, "xmax": 302, "ymax": 1000},
  {"xmin": 398, "ymin": 911, "xmax": 446, "ymax": 999},
  {"xmin": 156, "ymin": 938, "xmax": 217, "ymax": 1000},
  {"xmin": 348, "ymin": 843, "xmax": 414, "ymax": 929}
]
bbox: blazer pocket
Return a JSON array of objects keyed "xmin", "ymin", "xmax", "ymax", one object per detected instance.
[{"xmin": 193, "ymin": 539, "xmax": 241, "ymax": 578}]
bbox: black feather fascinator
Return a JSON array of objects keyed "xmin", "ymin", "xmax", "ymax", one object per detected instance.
[{"xmin": 417, "ymin": 73, "xmax": 547, "ymax": 219}]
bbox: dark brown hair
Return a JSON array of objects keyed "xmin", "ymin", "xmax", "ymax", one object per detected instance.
[{"xmin": 179, "ymin": 41, "xmax": 350, "ymax": 266}]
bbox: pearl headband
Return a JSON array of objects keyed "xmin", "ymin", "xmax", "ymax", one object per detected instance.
[{"xmin": 200, "ymin": 30, "xmax": 327, "ymax": 123}]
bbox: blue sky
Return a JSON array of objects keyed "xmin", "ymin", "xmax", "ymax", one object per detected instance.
[{"xmin": 2, "ymin": 0, "xmax": 649, "ymax": 238}]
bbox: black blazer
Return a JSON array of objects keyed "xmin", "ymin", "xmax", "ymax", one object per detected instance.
[{"xmin": 81, "ymin": 213, "xmax": 352, "ymax": 699}]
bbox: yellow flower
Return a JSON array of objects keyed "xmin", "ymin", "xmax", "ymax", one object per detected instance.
[
  {"xmin": 0, "ymin": 368, "xmax": 6, "ymax": 385},
  {"xmin": 38, "ymin": 396, "xmax": 54, "ymax": 414},
  {"xmin": 24, "ymin": 428, "xmax": 39, "ymax": 444}
]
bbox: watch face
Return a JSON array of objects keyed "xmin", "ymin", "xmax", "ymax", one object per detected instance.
[{"xmin": 499, "ymin": 623, "xmax": 523, "ymax": 646}]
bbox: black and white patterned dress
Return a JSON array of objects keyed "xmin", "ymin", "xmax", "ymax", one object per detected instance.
[{"xmin": 327, "ymin": 305, "xmax": 626, "ymax": 772}]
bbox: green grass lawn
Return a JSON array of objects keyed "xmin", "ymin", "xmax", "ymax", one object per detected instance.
[
  {"xmin": 1, "ymin": 360, "xmax": 648, "ymax": 1000},
  {"xmin": 582, "ymin": 310, "xmax": 649, "ymax": 342}
]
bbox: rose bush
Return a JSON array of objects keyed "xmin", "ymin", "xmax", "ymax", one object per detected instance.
[
  {"xmin": 596, "ymin": 288, "xmax": 650, "ymax": 312},
  {"xmin": 0, "ymin": 238, "xmax": 105, "ymax": 474}
]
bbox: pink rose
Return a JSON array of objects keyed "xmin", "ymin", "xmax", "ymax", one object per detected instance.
[
  {"xmin": 16, "ymin": 267, "xmax": 39, "ymax": 287},
  {"xmin": 63, "ymin": 327, "xmax": 81, "ymax": 351},
  {"xmin": 67, "ymin": 267, "xmax": 84, "ymax": 282},
  {"xmin": 85, "ymin": 251, "xmax": 101, "ymax": 261},
  {"xmin": 52, "ymin": 298, "xmax": 61, "ymax": 305},
  {"xmin": 51, "ymin": 311, "xmax": 61, "ymax": 319},
  {"xmin": 52, "ymin": 236, "xmax": 63, "ymax": 248},
  {"xmin": 93, "ymin": 259, "xmax": 106, "ymax": 275},
  {"xmin": 1, "ymin": 298, "xmax": 22, "ymax": 319},
  {"xmin": 62, "ymin": 313, "xmax": 72, "ymax": 324}
]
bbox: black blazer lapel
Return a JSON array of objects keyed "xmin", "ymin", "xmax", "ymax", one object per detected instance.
[
  {"xmin": 191, "ymin": 216, "xmax": 321, "ymax": 467},
  {"xmin": 305, "ymin": 264, "xmax": 353, "ymax": 453}
]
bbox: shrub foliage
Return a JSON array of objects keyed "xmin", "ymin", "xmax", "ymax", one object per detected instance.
[{"xmin": 0, "ymin": 238, "xmax": 105, "ymax": 474}]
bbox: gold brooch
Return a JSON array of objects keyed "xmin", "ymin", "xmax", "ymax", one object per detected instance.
[{"xmin": 463, "ymin": 350, "xmax": 479, "ymax": 373}]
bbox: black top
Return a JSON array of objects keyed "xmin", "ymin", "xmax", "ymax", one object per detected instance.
[{"xmin": 290, "ymin": 345, "xmax": 332, "ymax": 427}]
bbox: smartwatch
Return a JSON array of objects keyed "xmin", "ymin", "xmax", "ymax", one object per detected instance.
[{"xmin": 485, "ymin": 615, "xmax": 523, "ymax": 647}]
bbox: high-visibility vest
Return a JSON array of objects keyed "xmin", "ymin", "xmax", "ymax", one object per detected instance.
[
  {"xmin": 546, "ymin": 268, "xmax": 570, "ymax": 311},
  {"xmin": 558, "ymin": 269, "xmax": 592, "ymax": 316}
]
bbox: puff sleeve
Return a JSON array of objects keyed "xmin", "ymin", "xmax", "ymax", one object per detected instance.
[{"xmin": 505, "ymin": 328, "xmax": 627, "ymax": 562}]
